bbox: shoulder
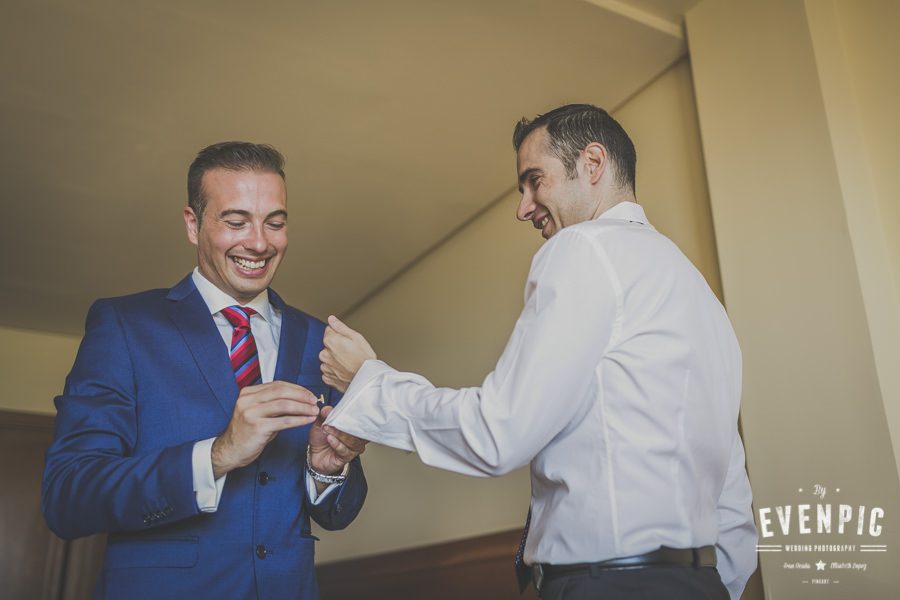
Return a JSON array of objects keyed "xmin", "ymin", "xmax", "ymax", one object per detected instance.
[
  {"xmin": 530, "ymin": 223, "xmax": 609, "ymax": 271},
  {"xmin": 86, "ymin": 288, "xmax": 170, "ymax": 321},
  {"xmin": 557, "ymin": 217, "xmax": 677, "ymax": 265},
  {"xmin": 75, "ymin": 288, "xmax": 173, "ymax": 348},
  {"xmin": 98, "ymin": 288, "xmax": 170, "ymax": 307}
]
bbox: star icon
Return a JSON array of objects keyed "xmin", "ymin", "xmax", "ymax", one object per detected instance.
[{"xmin": 815, "ymin": 560, "xmax": 826, "ymax": 571}]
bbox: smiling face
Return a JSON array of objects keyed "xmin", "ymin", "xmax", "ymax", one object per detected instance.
[
  {"xmin": 515, "ymin": 128, "xmax": 600, "ymax": 239},
  {"xmin": 184, "ymin": 168, "xmax": 288, "ymax": 303}
]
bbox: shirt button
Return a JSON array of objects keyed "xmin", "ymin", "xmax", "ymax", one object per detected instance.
[
  {"xmin": 256, "ymin": 545, "xmax": 268, "ymax": 559},
  {"xmin": 258, "ymin": 472, "xmax": 270, "ymax": 485}
]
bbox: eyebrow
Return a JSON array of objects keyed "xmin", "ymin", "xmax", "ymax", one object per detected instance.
[
  {"xmin": 517, "ymin": 167, "xmax": 541, "ymax": 193},
  {"xmin": 219, "ymin": 209, "xmax": 288, "ymax": 220}
]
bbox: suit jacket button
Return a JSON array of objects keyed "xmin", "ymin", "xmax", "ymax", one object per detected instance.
[
  {"xmin": 258, "ymin": 472, "xmax": 270, "ymax": 485},
  {"xmin": 256, "ymin": 545, "xmax": 268, "ymax": 559}
]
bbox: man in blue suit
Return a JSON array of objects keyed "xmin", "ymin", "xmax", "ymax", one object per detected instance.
[{"xmin": 42, "ymin": 142, "xmax": 367, "ymax": 599}]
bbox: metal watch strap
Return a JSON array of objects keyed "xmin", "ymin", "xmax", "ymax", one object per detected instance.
[{"xmin": 305, "ymin": 446, "xmax": 349, "ymax": 484}]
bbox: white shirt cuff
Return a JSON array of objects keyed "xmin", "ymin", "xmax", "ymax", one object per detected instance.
[
  {"xmin": 305, "ymin": 471, "xmax": 342, "ymax": 505},
  {"xmin": 192, "ymin": 437, "xmax": 226, "ymax": 512},
  {"xmin": 324, "ymin": 359, "xmax": 419, "ymax": 452}
]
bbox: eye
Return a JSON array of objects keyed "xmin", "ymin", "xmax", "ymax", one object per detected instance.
[
  {"xmin": 530, "ymin": 175, "xmax": 541, "ymax": 190},
  {"xmin": 225, "ymin": 220, "xmax": 247, "ymax": 229},
  {"xmin": 267, "ymin": 221, "xmax": 286, "ymax": 230}
]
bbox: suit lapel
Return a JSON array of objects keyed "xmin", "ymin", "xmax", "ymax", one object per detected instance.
[
  {"xmin": 271, "ymin": 289, "xmax": 308, "ymax": 384},
  {"xmin": 166, "ymin": 275, "xmax": 238, "ymax": 417}
]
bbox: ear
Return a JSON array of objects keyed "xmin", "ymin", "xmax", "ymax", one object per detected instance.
[
  {"xmin": 184, "ymin": 207, "xmax": 200, "ymax": 245},
  {"xmin": 582, "ymin": 142, "xmax": 608, "ymax": 185}
]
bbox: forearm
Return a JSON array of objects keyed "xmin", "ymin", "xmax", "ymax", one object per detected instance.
[
  {"xmin": 325, "ymin": 230, "xmax": 616, "ymax": 478},
  {"xmin": 326, "ymin": 361, "xmax": 570, "ymax": 477},
  {"xmin": 42, "ymin": 438, "xmax": 198, "ymax": 539}
]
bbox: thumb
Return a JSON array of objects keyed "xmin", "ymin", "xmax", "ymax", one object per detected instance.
[{"xmin": 327, "ymin": 315, "xmax": 356, "ymax": 338}]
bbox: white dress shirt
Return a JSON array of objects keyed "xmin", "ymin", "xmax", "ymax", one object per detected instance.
[
  {"xmin": 190, "ymin": 268, "xmax": 338, "ymax": 510},
  {"xmin": 326, "ymin": 202, "xmax": 757, "ymax": 599}
]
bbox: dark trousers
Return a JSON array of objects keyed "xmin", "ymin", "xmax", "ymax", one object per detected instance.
[{"xmin": 538, "ymin": 566, "xmax": 730, "ymax": 600}]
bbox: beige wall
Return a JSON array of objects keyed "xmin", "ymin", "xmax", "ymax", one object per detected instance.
[
  {"xmin": 314, "ymin": 57, "xmax": 724, "ymax": 562},
  {"xmin": 687, "ymin": 0, "xmax": 900, "ymax": 597},
  {"xmin": 809, "ymin": 0, "xmax": 900, "ymax": 485},
  {"xmin": 0, "ymin": 326, "xmax": 80, "ymax": 415},
  {"xmin": 615, "ymin": 59, "xmax": 722, "ymax": 299},
  {"xmin": 833, "ymin": 0, "xmax": 900, "ymax": 294}
]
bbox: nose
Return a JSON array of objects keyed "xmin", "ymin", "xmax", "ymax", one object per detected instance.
[
  {"xmin": 243, "ymin": 223, "xmax": 269, "ymax": 254},
  {"xmin": 516, "ymin": 191, "xmax": 536, "ymax": 222}
]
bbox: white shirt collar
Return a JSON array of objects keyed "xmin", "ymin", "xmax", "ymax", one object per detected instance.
[
  {"xmin": 191, "ymin": 267, "xmax": 274, "ymax": 323},
  {"xmin": 597, "ymin": 200, "xmax": 649, "ymax": 225}
]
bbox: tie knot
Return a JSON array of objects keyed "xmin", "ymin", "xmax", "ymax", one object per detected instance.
[{"xmin": 221, "ymin": 305, "xmax": 257, "ymax": 329}]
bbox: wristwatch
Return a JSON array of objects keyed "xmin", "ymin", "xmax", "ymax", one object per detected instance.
[{"xmin": 306, "ymin": 446, "xmax": 349, "ymax": 484}]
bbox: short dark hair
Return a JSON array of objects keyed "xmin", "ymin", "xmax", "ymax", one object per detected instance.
[
  {"xmin": 512, "ymin": 104, "xmax": 636, "ymax": 192},
  {"xmin": 187, "ymin": 141, "xmax": 286, "ymax": 223}
]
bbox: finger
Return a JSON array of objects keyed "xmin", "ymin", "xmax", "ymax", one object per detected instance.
[
  {"xmin": 270, "ymin": 415, "xmax": 318, "ymax": 431},
  {"xmin": 235, "ymin": 383, "xmax": 266, "ymax": 405},
  {"xmin": 326, "ymin": 433, "xmax": 355, "ymax": 460},
  {"xmin": 325, "ymin": 427, "xmax": 368, "ymax": 452},
  {"xmin": 320, "ymin": 405, "xmax": 333, "ymax": 419},
  {"xmin": 318, "ymin": 349, "xmax": 331, "ymax": 364},
  {"xmin": 323, "ymin": 326, "xmax": 346, "ymax": 348},
  {"xmin": 253, "ymin": 399, "xmax": 320, "ymax": 419},
  {"xmin": 323, "ymin": 329, "xmax": 351, "ymax": 354},
  {"xmin": 274, "ymin": 382, "xmax": 319, "ymax": 404},
  {"xmin": 320, "ymin": 363, "xmax": 338, "ymax": 379},
  {"xmin": 321, "ymin": 374, "xmax": 346, "ymax": 391},
  {"xmin": 332, "ymin": 431, "xmax": 366, "ymax": 457},
  {"xmin": 327, "ymin": 315, "xmax": 358, "ymax": 338},
  {"xmin": 249, "ymin": 381, "xmax": 318, "ymax": 404}
]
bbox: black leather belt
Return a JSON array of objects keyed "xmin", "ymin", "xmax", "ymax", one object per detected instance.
[{"xmin": 532, "ymin": 546, "xmax": 716, "ymax": 592}]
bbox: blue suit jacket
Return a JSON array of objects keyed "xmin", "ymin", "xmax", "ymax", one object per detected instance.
[{"xmin": 42, "ymin": 274, "xmax": 367, "ymax": 599}]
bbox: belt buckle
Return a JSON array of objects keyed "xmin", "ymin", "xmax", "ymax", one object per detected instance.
[{"xmin": 531, "ymin": 564, "xmax": 544, "ymax": 593}]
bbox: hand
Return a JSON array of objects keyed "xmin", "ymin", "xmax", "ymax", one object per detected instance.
[
  {"xmin": 307, "ymin": 405, "xmax": 368, "ymax": 480},
  {"xmin": 320, "ymin": 315, "xmax": 376, "ymax": 393},
  {"xmin": 212, "ymin": 381, "xmax": 319, "ymax": 479}
]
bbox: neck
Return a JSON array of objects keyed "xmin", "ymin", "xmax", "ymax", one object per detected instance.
[{"xmin": 591, "ymin": 188, "xmax": 635, "ymax": 220}]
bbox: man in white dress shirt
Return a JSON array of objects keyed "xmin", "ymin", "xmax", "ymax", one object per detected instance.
[{"xmin": 319, "ymin": 104, "xmax": 757, "ymax": 599}]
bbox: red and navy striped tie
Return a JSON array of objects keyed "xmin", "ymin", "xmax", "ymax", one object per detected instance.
[{"xmin": 221, "ymin": 306, "xmax": 262, "ymax": 389}]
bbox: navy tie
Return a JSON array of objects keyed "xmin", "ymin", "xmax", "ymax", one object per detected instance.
[{"xmin": 515, "ymin": 508, "xmax": 532, "ymax": 593}]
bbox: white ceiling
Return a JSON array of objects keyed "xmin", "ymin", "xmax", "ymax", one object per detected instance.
[{"xmin": 0, "ymin": 0, "xmax": 697, "ymax": 335}]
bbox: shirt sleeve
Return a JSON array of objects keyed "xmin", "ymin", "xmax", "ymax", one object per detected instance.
[
  {"xmin": 326, "ymin": 230, "xmax": 620, "ymax": 477},
  {"xmin": 304, "ymin": 472, "xmax": 343, "ymax": 505},
  {"xmin": 715, "ymin": 432, "xmax": 758, "ymax": 599},
  {"xmin": 192, "ymin": 438, "xmax": 226, "ymax": 512}
]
